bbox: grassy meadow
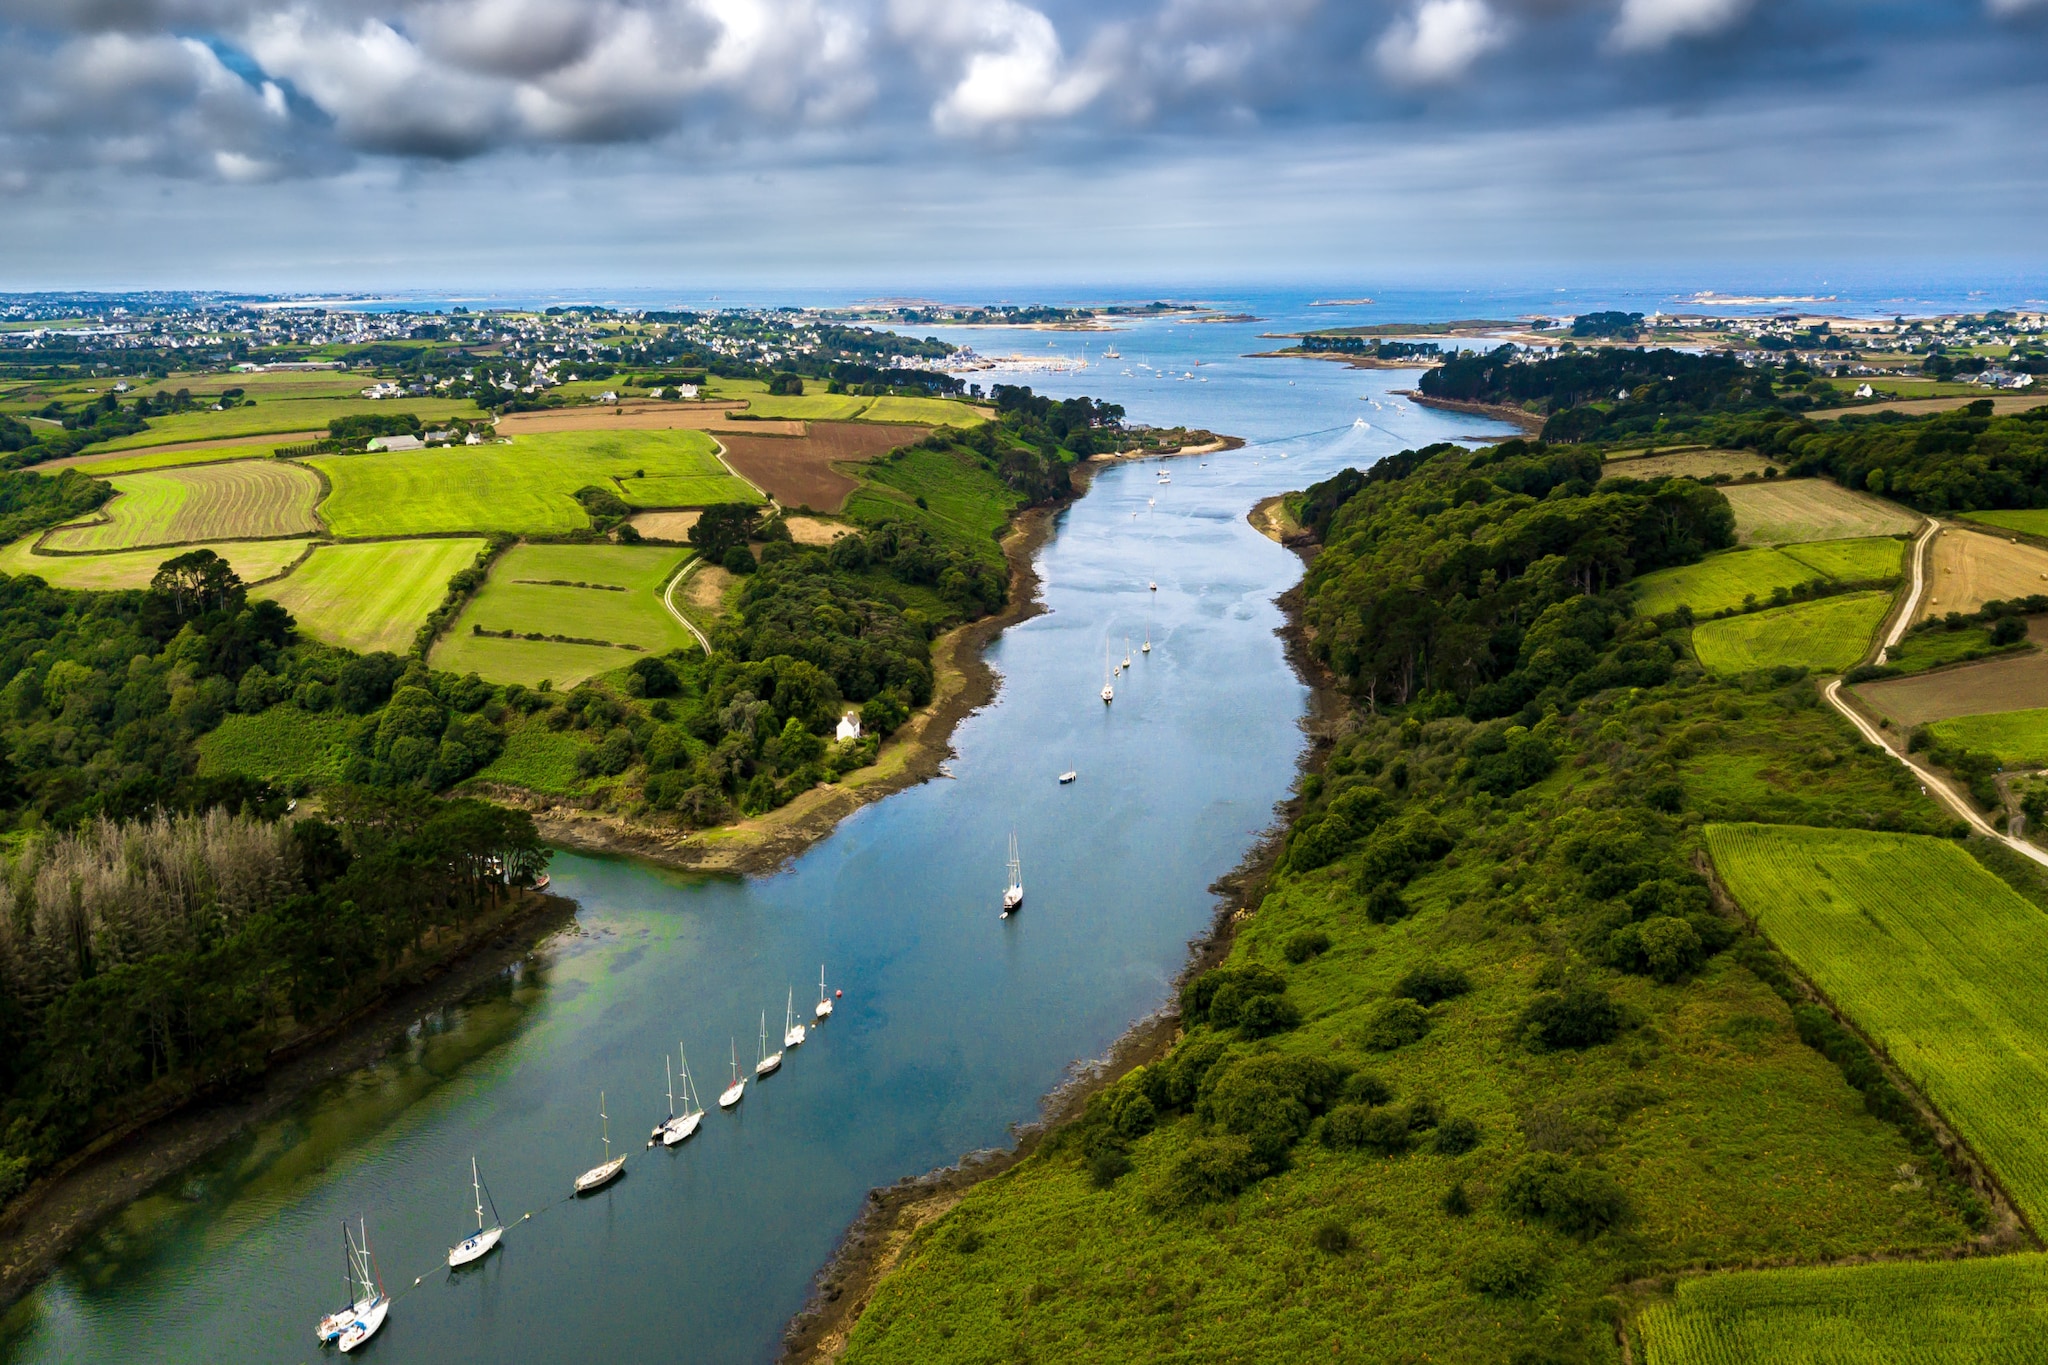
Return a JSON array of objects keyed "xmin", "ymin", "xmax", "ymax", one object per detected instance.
[
  {"xmin": 860, "ymin": 395, "xmax": 991, "ymax": 425},
  {"xmin": 1963, "ymin": 508, "xmax": 2048, "ymax": 539},
  {"xmin": 1707, "ymin": 823, "xmax": 2048, "ymax": 1227},
  {"xmin": 1720, "ymin": 481, "xmax": 1921, "ymax": 546},
  {"xmin": 196, "ymin": 708, "xmax": 364, "ymax": 785},
  {"xmin": 309, "ymin": 430, "xmax": 755, "ymax": 537},
  {"xmin": 1690, "ymin": 592, "xmax": 1891, "ymax": 674},
  {"xmin": 49, "ymin": 443, "xmax": 288, "ymax": 475},
  {"xmin": 1927, "ymin": 707, "xmax": 2048, "ymax": 768},
  {"xmin": 430, "ymin": 542, "xmax": 695, "ymax": 687},
  {"xmin": 845, "ymin": 445, "xmax": 1024, "ymax": 559},
  {"xmin": 469, "ymin": 722, "xmax": 593, "ymax": 793},
  {"xmin": 83, "ymin": 396, "xmax": 484, "ymax": 453},
  {"xmin": 0, "ymin": 536, "xmax": 313, "ymax": 590},
  {"xmin": 1639, "ymin": 1253, "xmax": 2048, "ymax": 1365},
  {"xmin": 42, "ymin": 462, "xmax": 323, "ymax": 551},
  {"xmin": 257, "ymin": 539, "xmax": 485, "ymax": 654},
  {"xmin": 1632, "ymin": 538, "xmax": 1901, "ymax": 618}
]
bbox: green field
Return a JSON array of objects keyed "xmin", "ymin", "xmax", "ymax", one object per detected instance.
[
  {"xmin": 1886, "ymin": 624, "xmax": 2016, "ymax": 674},
  {"xmin": 258, "ymin": 539, "xmax": 484, "ymax": 654},
  {"xmin": 83, "ymin": 397, "xmax": 484, "ymax": 453},
  {"xmin": 1706, "ymin": 823, "xmax": 2048, "ymax": 1227},
  {"xmin": 0, "ymin": 536, "xmax": 313, "ymax": 590},
  {"xmin": 1928, "ymin": 707, "xmax": 2048, "ymax": 768},
  {"xmin": 1963, "ymin": 509, "xmax": 2048, "ymax": 538},
  {"xmin": 197, "ymin": 708, "xmax": 363, "ymax": 785},
  {"xmin": 1691, "ymin": 592, "xmax": 1892, "ymax": 673},
  {"xmin": 431, "ymin": 542, "xmax": 693, "ymax": 687},
  {"xmin": 1639, "ymin": 1253, "xmax": 2048, "ymax": 1364},
  {"xmin": 51, "ymin": 444, "xmax": 287, "ymax": 475},
  {"xmin": 469, "ymin": 722, "xmax": 592, "ymax": 794},
  {"xmin": 43, "ymin": 462, "xmax": 323, "ymax": 551},
  {"xmin": 860, "ymin": 395, "xmax": 989, "ymax": 425},
  {"xmin": 845, "ymin": 445, "xmax": 1022, "ymax": 561},
  {"xmin": 1633, "ymin": 539, "xmax": 1902, "ymax": 618},
  {"xmin": 310, "ymin": 430, "xmax": 756, "ymax": 537}
]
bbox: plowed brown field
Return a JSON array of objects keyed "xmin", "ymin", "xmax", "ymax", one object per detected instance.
[
  {"xmin": 717, "ymin": 423, "xmax": 927, "ymax": 512},
  {"xmin": 1919, "ymin": 525, "xmax": 2048, "ymax": 620},
  {"xmin": 1853, "ymin": 618, "xmax": 2048, "ymax": 725}
]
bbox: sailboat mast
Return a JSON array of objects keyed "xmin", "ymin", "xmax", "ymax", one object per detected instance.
[
  {"xmin": 472, "ymin": 1157, "xmax": 484, "ymax": 1232},
  {"xmin": 667, "ymin": 1055, "xmax": 676, "ymax": 1118},
  {"xmin": 600, "ymin": 1091, "xmax": 610, "ymax": 1160}
]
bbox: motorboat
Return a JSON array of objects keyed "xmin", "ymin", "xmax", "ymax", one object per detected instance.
[{"xmin": 1058, "ymin": 770, "xmax": 1076, "ymax": 784}]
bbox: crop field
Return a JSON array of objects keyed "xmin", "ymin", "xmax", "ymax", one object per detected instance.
[
  {"xmin": 735, "ymin": 393, "xmax": 876, "ymax": 421},
  {"xmin": 1706, "ymin": 822, "xmax": 2048, "ymax": 1227},
  {"xmin": 1603, "ymin": 448, "xmax": 1771, "ymax": 480},
  {"xmin": 1922, "ymin": 526, "xmax": 2048, "ymax": 617},
  {"xmin": 43, "ymin": 462, "xmax": 323, "ymax": 551},
  {"xmin": 197, "ymin": 708, "xmax": 363, "ymax": 785},
  {"xmin": 430, "ymin": 542, "xmax": 694, "ymax": 687},
  {"xmin": 844, "ymin": 445, "xmax": 1022, "ymax": 559},
  {"xmin": 0, "ymin": 536, "xmax": 313, "ymax": 590},
  {"xmin": 1690, "ymin": 592, "xmax": 1891, "ymax": 673},
  {"xmin": 615, "ymin": 472, "xmax": 763, "ymax": 508},
  {"xmin": 44, "ymin": 439, "xmax": 316, "ymax": 474},
  {"xmin": 859, "ymin": 395, "xmax": 990, "ymax": 425},
  {"xmin": 309, "ymin": 430, "xmax": 755, "ymax": 537},
  {"xmin": 1854, "ymin": 631, "xmax": 2048, "ymax": 725},
  {"xmin": 1639, "ymin": 1253, "xmax": 2048, "ymax": 1364},
  {"xmin": 1927, "ymin": 707, "xmax": 2048, "ymax": 768},
  {"xmin": 1632, "ymin": 538, "xmax": 1901, "ymax": 617},
  {"xmin": 714, "ymin": 422, "xmax": 928, "ymax": 511},
  {"xmin": 1720, "ymin": 480, "xmax": 1922, "ymax": 545},
  {"xmin": 493, "ymin": 402, "xmax": 772, "ymax": 436},
  {"xmin": 83, "ymin": 397, "xmax": 484, "ymax": 453},
  {"xmin": 1816, "ymin": 393, "xmax": 2048, "ymax": 423},
  {"xmin": 625, "ymin": 510, "xmax": 699, "ymax": 541},
  {"xmin": 257, "ymin": 539, "xmax": 484, "ymax": 654}
]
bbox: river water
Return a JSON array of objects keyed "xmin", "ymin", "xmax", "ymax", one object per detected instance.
[{"xmin": 0, "ymin": 304, "xmax": 1513, "ymax": 1364}]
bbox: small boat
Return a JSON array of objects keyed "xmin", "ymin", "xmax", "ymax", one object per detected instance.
[
  {"xmin": 1148, "ymin": 582, "xmax": 1157, "ymax": 592},
  {"xmin": 1123, "ymin": 638, "xmax": 1132, "ymax": 669},
  {"xmin": 1103, "ymin": 346, "xmax": 1121, "ymax": 359},
  {"xmin": 783, "ymin": 987, "xmax": 806, "ymax": 1049},
  {"xmin": 574, "ymin": 1092, "xmax": 626, "ymax": 1194},
  {"xmin": 315, "ymin": 1219, "xmax": 389, "ymax": 1353},
  {"xmin": 719, "ymin": 1041, "xmax": 747, "ymax": 1108},
  {"xmin": 447, "ymin": 1158, "xmax": 504, "ymax": 1267},
  {"xmin": 533, "ymin": 872, "xmax": 551, "ymax": 891},
  {"xmin": 815, "ymin": 965, "xmax": 834, "ymax": 1021},
  {"xmin": 1001, "ymin": 833, "xmax": 1024, "ymax": 918},
  {"xmin": 652, "ymin": 1051, "xmax": 703, "ymax": 1147},
  {"xmin": 756, "ymin": 1013, "xmax": 783, "ymax": 1078},
  {"xmin": 1058, "ymin": 770, "xmax": 1076, "ymax": 784},
  {"xmin": 1142, "ymin": 630, "xmax": 1151, "ymax": 655}
]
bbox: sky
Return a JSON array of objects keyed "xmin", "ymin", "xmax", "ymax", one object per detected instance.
[{"xmin": 0, "ymin": 0, "xmax": 2044, "ymax": 290}]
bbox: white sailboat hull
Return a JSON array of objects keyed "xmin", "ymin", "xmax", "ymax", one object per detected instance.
[
  {"xmin": 784, "ymin": 1025, "xmax": 806, "ymax": 1048},
  {"xmin": 337, "ymin": 1296, "xmax": 388, "ymax": 1353},
  {"xmin": 756, "ymin": 1051, "xmax": 783, "ymax": 1077},
  {"xmin": 659, "ymin": 1111, "xmax": 702, "ymax": 1145},
  {"xmin": 574, "ymin": 1155, "xmax": 626, "ymax": 1194},
  {"xmin": 815, "ymin": 1000, "xmax": 833, "ymax": 1019},
  {"xmin": 719, "ymin": 1080, "xmax": 746, "ymax": 1108},
  {"xmin": 448, "ymin": 1226, "xmax": 502, "ymax": 1267}
]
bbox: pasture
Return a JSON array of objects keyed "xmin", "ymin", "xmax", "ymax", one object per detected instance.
[
  {"xmin": 42, "ymin": 462, "xmax": 322, "ymax": 551},
  {"xmin": 1706, "ymin": 822, "xmax": 2048, "ymax": 1227},
  {"xmin": 197, "ymin": 708, "xmax": 363, "ymax": 785},
  {"xmin": 845, "ymin": 445, "xmax": 1022, "ymax": 558},
  {"xmin": 1603, "ymin": 448, "xmax": 1770, "ymax": 480},
  {"xmin": 430, "ymin": 542, "xmax": 695, "ymax": 687},
  {"xmin": 860, "ymin": 395, "xmax": 990, "ymax": 425},
  {"xmin": 83, "ymin": 397, "xmax": 484, "ymax": 453},
  {"xmin": 1719, "ymin": 480, "xmax": 1921, "ymax": 545},
  {"xmin": 0, "ymin": 536, "xmax": 313, "ymax": 590},
  {"xmin": 1928, "ymin": 707, "xmax": 2048, "ymax": 769},
  {"xmin": 309, "ymin": 429, "xmax": 756, "ymax": 537},
  {"xmin": 257, "ymin": 539, "xmax": 485, "ymax": 654},
  {"xmin": 714, "ymin": 422, "xmax": 927, "ymax": 512},
  {"xmin": 1632, "ymin": 538, "xmax": 1901, "ymax": 618},
  {"xmin": 1962, "ymin": 508, "xmax": 2048, "ymax": 539},
  {"xmin": 736, "ymin": 393, "xmax": 875, "ymax": 421},
  {"xmin": 1689, "ymin": 592, "xmax": 1890, "ymax": 674},
  {"xmin": 44, "ymin": 439, "xmax": 316, "ymax": 474},
  {"xmin": 1927, "ymin": 525, "xmax": 2048, "ymax": 617},
  {"xmin": 1639, "ymin": 1253, "xmax": 2048, "ymax": 1365}
]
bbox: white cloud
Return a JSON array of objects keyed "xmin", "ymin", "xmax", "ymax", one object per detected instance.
[
  {"xmin": 891, "ymin": 0, "xmax": 1112, "ymax": 133},
  {"xmin": 1608, "ymin": 0, "xmax": 1752, "ymax": 52},
  {"xmin": 1374, "ymin": 0, "xmax": 1503, "ymax": 87}
]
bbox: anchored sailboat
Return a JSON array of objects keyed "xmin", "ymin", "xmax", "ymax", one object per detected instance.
[
  {"xmin": 1001, "ymin": 833, "xmax": 1024, "ymax": 918},
  {"xmin": 720, "ymin": 1039, "xmax": 747, "ymax": 1108},
  {"xmin": 652, "ymin": 1051, "xmax": 703, "ymax": 1147},
  {"xmin": 447, "ymin": 1158, "xmax": 504, "ymax": 1267},
  {"xmin": 574, "ymin": 1092, "xmax": 626, "ymax": 1194},
  {"xmin": 315, "ymin": 1218, "xmax": 388, "ymax": 1352},
  {"xmin": 756, "ymin": 1012, "xmax": 783, "ymax": 1077},
  {"xmin": 815, "ymin": 965, "xmax": 835, "ymax": 1021},
  {"xmin": 783, "ymin": 987, "xmax": 806, "ymax": 1049},
  {"xmin": 1142, "ymin": 629, "xmax": 1151, "ymax": 655}
]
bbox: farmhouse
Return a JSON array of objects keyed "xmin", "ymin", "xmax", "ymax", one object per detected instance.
[
  {"xmin": 367, "ymin": 434, "xmax": 424, "ymax": 452},
  {"xmin": 836, "ymin": 710, "xmax": 862, "ymax": 742}
]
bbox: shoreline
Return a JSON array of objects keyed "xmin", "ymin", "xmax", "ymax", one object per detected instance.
[
  {"xmin": 1394, "ymin": 389, "xmax": 1545, "ymax": 432},
  {"xmin": 778, "ymin": 513, "xmax": 1347, "ymax": 1363},
  {"xmin": 0, "ymin": 888, "xmax": 579, "ymax": 1314}
]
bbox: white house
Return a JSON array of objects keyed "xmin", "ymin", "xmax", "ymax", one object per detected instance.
[
  {"xmin": 835, "ymin": 710, "xmax": 862, "ymax": 743},
  {"xmin": 367, "ymin": 434, "xmax": 424, "ymax": 452},
  {"xmin": 1854, "ymin": 383, "xmax": 1875, "ymax": 398}
]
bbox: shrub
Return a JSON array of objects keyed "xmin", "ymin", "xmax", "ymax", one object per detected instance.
[
  {"xmin": 1520, "ymin": 984, "xmax": 1623, "ymax": 1050},
  {"xmin": 1394, "ymin": 963, "xmax": 1472, "ymax": 1005},
  {"xmin": 1342, "ymin": 1071, "xmax": 1393, "ymax": 1106},
  {"xmin": 1104, "ymin": 1083, "xmax": 1157, "ymax": 1140},
  {"xmin": 1231, "ymin": 991, "xmax": 1302, "ymax": 1037},
  {"xmin": 1182, "ymin": 964, "xmax": 1285, "ymax": 1027},
  {"xmin": 1200, "ymin": 1054, "xmax": 1348, "ymax": 1162},
  {"xmin": 1361, "ymin": 998, "xmax": 1431, "ymax": 1051},
  {"xmin": 722, "ymin": 546, "xmax": 756, "ymax": 575},
  {"xmin": 1441, "ymin": 1180, "xmax": 1472, "ymax": 1216},
  {"xmin": 1497, "ymin": 1152, "xmax": 1631, "ymax": 1236},
  {"xmin": 1155, "ymin": 1136, "xmax": 1265, "ymax": 1208},
  {"xmin": 1364, "ymin": 884, "xmax": 1412, "ymax": 924},
  {"xmin": 1283, "ymin": 929, "xmax": 1332, "ymax": 964},
  {"xmin": 1403, "ymin": 1095, "xmax": 1441, "ymax": 1131},
  {"xmin": 1607, "ymin": 915, "xmax": 1704, "ymax": 982},
  {"xmin": 1433, "ymin": 1115, "xmax": 1481, "ymax": 1155},
  {"xmin": 955, "ymin": 1227, "xmax": 984, "ymax": 1255},
  {"xmin": 1152, "ymin": 1037, "xmax": 1229, "ymax": 1110},
  {"xmin": 1086, "ymin": 1148, "xmax": 1132, "ymax": 1188},
  {"xmin": 1326, "ymin": 1105, "xmax": 1411, "ymax": 1155},
  {"xmin": 1312, "ymin": 1221, "xmax": 1352, "ymax": 1253},
  {"xmin": 1466, "ymin": 1244, "xmax": 1544, "ymax": 1298}
]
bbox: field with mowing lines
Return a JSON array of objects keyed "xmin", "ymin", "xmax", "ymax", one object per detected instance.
[
  {"xmin": 1639, "ymin": 1253, "xmax": 2048, "ymax": 1365},
  {"xmin": 733, "ymin": 393, "xmax": 875, "ymax": 421},
  {"xmin": 858, "ymin": 395, "xmax": 990, "ymax": 425},
  {"xmin": 1633, "ymin": 537, "xmax": 1901, "ymax": 618},
  {"xmin": 1853, "ymin": 623, "xmax": 2048, "ymax": 725},
  {"xmin": 1690, "ymin": 591, "xmax": 1891, "ymax": 673},
  {"xmin": 1928, "ymin": 707, "xmax": 2048, "ymax": 768},
  {"xmin": 43, "ymin": 461, "xmax": 322, "ymax": 551},
  {"xmin": 1706, "ymin": 823, "xmax": 2048, "ymax": 1226},
  {"xmin": 431, "ymin": 542, "xmax": 694, "ymax": 687},
  {"xmin": 258, "ymin": 539, "xmax": 485, "ymax": 654},
  {"xmin": 1779, "ymin": 536, "xmax": 1906, "ymax": 583},
  {"xmin": 311, "ymin": 429, "xmax": 756, "ymax": 537},
  {"xmin": 1604, "ymin": 448, "xmax": 1770, "ymax": 480},
  {"xmin": 82, "ymin": 397, "xmax": 484, "ymax": 453},
  {"xmin": 0, "ymin": 536, "xmax": 312, "ymax": 590},
  {"xmin": 1962, "ymin": 508, "xmax": 2048, "ymax": 539},
  {"xmin": 45, "ymin": 439, "xmax": 314, "ymax": 474},
  {"xmin": 1721, "ymin": 479, "xmax": 1922, "ymax": 545},
  {"xmin": 197, "ymin": 708, "xmax": 364, "ymax": 785},
  {"xmin": 1921, "ymin": 525, "xmax": 2048, "ymax": 618}
]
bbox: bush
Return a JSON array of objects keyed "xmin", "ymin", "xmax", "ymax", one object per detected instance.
[
  {"xmin": 1361, "ymin": 998, "xmax": 1431, "ymax": 1051},
  {"xmin": 1520, "ymin": 984, "xmax": 1623, "ymax": 1050},
  {"xmin": 1182, "ymin": 964, "xmax": 1285, "ymax": 1026},
  {"xmin": 1200, "ymin": 1054, "xmax": 1348, "ymax": 1162},
  {"xmin": 1323, "ymin": 1104, "xmax": 1411, "ymax": 1155},
  {"xmin": 1466, "ymin": 1244, "xmax": 1545, "ymax": 1299},
  {"xmin": 1364, "ymin": 883, "xmax": 1412, "ymax": 924},
  {"xmin": 1442, "ymin": 1180, "xmax": 1473, "ymax": 1216},
  {"xmin": 1394, "ymin": 963, "xmax": 1471, "ymax": 1005},
  {"xmin": 1312, "ymin": 1221, "xmax": 1352, "ymax": 1253},
  {"xmin": 1992, "ymin": 614, "xmax": 2027, "ymax": 646},
  {"xmin": 1155, "ymin": 1136, "xmax": 1265, "ymax": 1208},
  {"xmin": 1433, "ymin": 1115, "xmax": 1481, "ymax": 1155},
  {"xmin": 722, "ymin": 546, "xmax": 756, "ymax": 575},
  {"xmin": 1086, "ymin": 1148, "xmax": 1132, "ymax": 1188},
  {"xmin": 1283, "ymin": 929, "xmax": 1332, "ymax": 964},
  {"xmin": 1342, "ymin": 1071, "xmax": 1393, "ymax": 1106},
  {"xmin": 1607, "ymin": 915, "xmax": 1704, "ymax": 982},
  {"xmin": 1497, "ymin": 1152, "xmax": 1631, "ymax": 1236},
  {"xmin": 1231, "ymin": 991, "xmax": 1302, "ymax": 1037}
]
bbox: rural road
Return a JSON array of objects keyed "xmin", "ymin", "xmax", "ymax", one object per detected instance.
[
  {"xmin": 1822, "ymin": 513, "xmax": 2048, "ymax": 869},
  {"xmin": 662, "ymin": 561, "xmax": 712, "ymax": 654}
]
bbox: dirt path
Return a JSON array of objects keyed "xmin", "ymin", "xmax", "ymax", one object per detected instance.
[
  {"xmin": 662, "ymin": 560, "xmax": 712, "ymax": 654},
  {"xmin": 1878, "ymin": 517, "xmax": 1940, "ymax": 661}
]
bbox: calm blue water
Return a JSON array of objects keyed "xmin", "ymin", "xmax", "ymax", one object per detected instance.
[{"xmin": 0, "ymin": 333, "xmax": 1513, "ymax": 1364}]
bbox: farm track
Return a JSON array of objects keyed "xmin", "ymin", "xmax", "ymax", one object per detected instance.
[{"xmin": 662, "ymin": 561, "xmax": 713, "ymax": 654}]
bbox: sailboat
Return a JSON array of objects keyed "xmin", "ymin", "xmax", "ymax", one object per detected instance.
[
  {"xmin": 1058, "ymin": 769, "xmax": 1076, "ymax": 783},
  {"xmin": 316, "ymin": 1219, "xmax": 389, "ymax": 1352},
  {"xmin": 1123, "ymin": 638, "xmax": 1132, "ymax": 669},
  {"xmin": 574, "ymin": 1092, "xmax": 627, "ymax": 1193},
  {"xmin": 783, "ymin": 988, "xmax": 806, "ymax": 1049},
  {"xmin": 652, "ymin": 1051, "xmax": 703, "ymax": 1147},
  {"xmin": 815, "ymin": 965, "xmax": 835, "ymax": 1021},
  {"xmin": 719, "ymin": 1040, "xmax": 747, "ymax": 1108},
  {"xmin": 756, "ymin": 1012, "xmax": 783, "ymax": 1077},
  {"xmin": 1101, "ymin": 645, "xmax": 1115, "ymax": 704},
  {"xmin": 1142, "ymin": 629, "xmax": 1151, "ymax": 655},
  {"xmin": 448, "ymin": 1158, "xmax": 504, "ymax": 1267},
  {"xmin": 1001, "ymin": 833, "xmax": 1024, "ymax": 918},
  {"xmin": 1148, "ymin": 581, "xmax": 1158, "ymax": 592}
]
